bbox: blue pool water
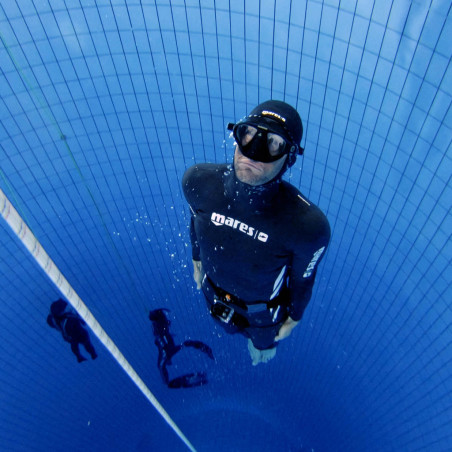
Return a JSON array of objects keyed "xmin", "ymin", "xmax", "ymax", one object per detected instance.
[{"xmin": 0, "ymin": 1, "xmax": 451, "ymax": 451}]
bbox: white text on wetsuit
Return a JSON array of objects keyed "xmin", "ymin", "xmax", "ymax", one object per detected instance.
[
  {"xmin": 210, "ymin": 212, "xmax": 269, "ymax": 242},
  {"xmin": 303, "ymin": 247, "xmax": 325, "ymax": 278}
]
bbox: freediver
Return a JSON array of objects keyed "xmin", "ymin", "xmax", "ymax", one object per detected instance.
[
  {"xmin": 47, "ymin": 298, "xmax": 97, "ymax": 363},
  {"xmin": 182, "ymin": 100, "xmax": 330, "ymax": 365},
  {"xmin": 149, "ymin": 308, "xmax": 214, "ymax": 388}
]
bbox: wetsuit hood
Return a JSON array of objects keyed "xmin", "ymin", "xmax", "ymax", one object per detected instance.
[
  {"xmin": 230, "ymin": 100, "xmax": 303, "ymax": 171},
  {"xmin": 51, "ymin": 298, "xmax": 69, "ymax": 317}
]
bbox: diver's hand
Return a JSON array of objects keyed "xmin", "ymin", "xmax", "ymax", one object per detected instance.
[
  {"xmin": 192, "ymin": 259, "xmax": 205, "ymax": 290},
  {"xmin": 274, "ymin": 316, "xmax": 299, "ymax": 341}
]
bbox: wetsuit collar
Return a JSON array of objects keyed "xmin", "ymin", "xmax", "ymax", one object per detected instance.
[{"xmin": 224, "ymin": 165, "xmax": 281, "ymax": 211}]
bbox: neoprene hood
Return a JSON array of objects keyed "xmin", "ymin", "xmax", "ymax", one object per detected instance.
[{"xmin": 244, "ymin": 100, "xmax": 304, "ymax": 168}]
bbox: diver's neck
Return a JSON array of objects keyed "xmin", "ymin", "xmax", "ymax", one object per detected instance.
[{"xmin": 224, "ymin": 166, "xmax": 281, "ymax": 210}]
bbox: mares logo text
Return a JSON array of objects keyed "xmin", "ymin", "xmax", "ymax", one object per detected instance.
[
  {"xmin": 303, "ymin": 247, "xmax": 325, "ymax": 278},
  {"xmin": 210, "ymin": 212, "xmax": 268, "ymax": 243}
]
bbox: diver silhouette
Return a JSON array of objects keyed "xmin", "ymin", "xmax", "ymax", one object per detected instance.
[
  {"xmin": 149, "ymin": 308, "xmax": 214, "ymax": 388},
  {"xmin": 47, "ymin": 299, "xmax": 97, "ymax": 363}
]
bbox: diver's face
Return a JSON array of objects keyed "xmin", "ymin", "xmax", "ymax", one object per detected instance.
[{"xmin": 234, "ymin": 145, "xmax": 287, "ymax": 186}]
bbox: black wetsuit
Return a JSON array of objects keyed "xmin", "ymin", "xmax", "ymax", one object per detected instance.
[
  {"xmin": 183, "ymin": 163, "xmax": 330, "ymax": 349},
  {"xmin": 47, "ymin": 299, "xmax": 97, "ymax": 363},
  {"xmin": 149, "ymin": 309, "xmax": 214, "ymax": 388}
]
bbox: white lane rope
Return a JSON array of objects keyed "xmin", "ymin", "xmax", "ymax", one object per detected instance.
[{"xmin": 0, "ymin": 188, "xmax": 196, "ymax": 452}]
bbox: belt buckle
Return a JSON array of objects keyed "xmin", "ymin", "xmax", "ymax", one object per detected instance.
[{"xmin": 212, "ymin": 298, "xmax": 234, "ymax": 324}]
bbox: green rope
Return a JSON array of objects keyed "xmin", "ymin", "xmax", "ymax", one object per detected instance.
[{"xmin": 0, "ymin": 31, "xmax": 148, "ymax": 312}]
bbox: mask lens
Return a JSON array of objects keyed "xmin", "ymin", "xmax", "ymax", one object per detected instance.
[
  {"xmin": 233, "ymin": 122, "xmax": 292, "ymax": 162},
  {"xmin": 235, "ymin": 124, "xmax": 258, "ymax": 146},
  {"xmin": 267, "ymin": 133, "xmax": 287, "ymax": 157}
]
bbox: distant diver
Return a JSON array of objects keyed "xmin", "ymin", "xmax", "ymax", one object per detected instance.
[
  {"xmin": 47, "ymin": 298, "xmax": 97, "ymax": 363},
  {"xmin": 149, "ymin": 308, "xmax": 214, "ymax": 388}
]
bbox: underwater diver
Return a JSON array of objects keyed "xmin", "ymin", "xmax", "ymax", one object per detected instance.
[
  {"xmin": 149, "ymin": 308, "xmax": 214, "ymax": 388},
  {"xmin": 182, "ymin": 100, "xmax": 330, "ymax": 365},
  {"xmin": 47, "ymin": 298, "xmax": 97, "ymax": 363}
]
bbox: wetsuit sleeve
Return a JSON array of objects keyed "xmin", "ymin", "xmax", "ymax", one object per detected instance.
[
  {"xmin": 182, "ymin": 165, "xmax": 201, "ymax": 261},
  {"xmin": 287, "ymin": 268, "xmax": 318, "ymax": 321},
  {"xmin": 288, "ymin": 213, "xmax": 330, "ymax": 321},
  {"xmin": 189, "ymin": 215, "xmax": 201, "ymax": 261}
]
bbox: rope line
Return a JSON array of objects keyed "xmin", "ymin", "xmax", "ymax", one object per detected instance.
[
  {"xmin": 0, "ymin": 29, "xmax": 158, "ymax": 315},
  {"xmin": 0, "ymin": 188, "xmax": 197, "ymax": 452},
  {"xmin": 0, "ymin": 167, "xmax": 34, "ymax": 234}
]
